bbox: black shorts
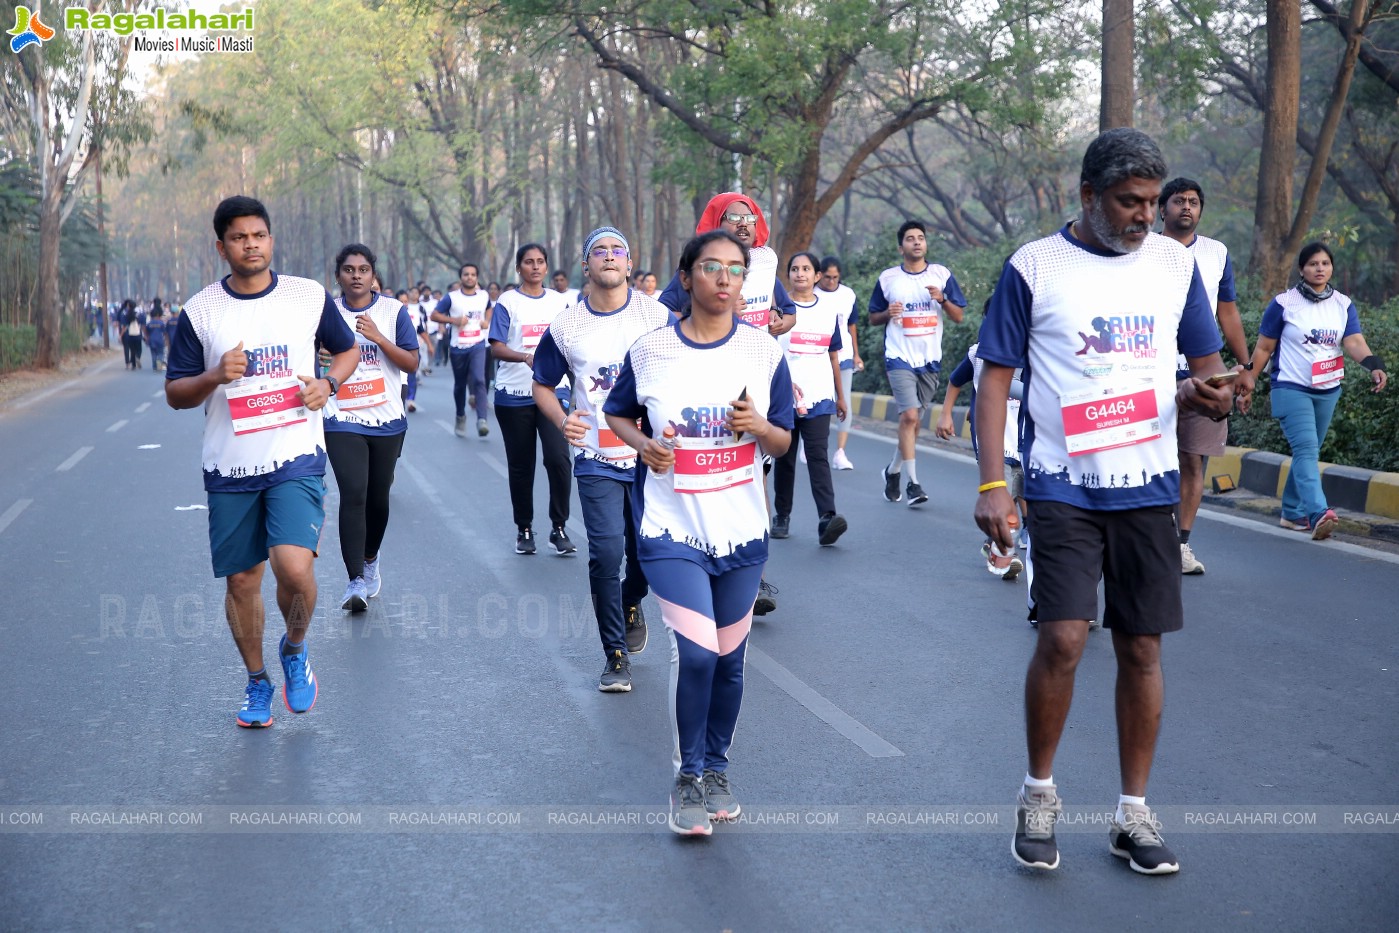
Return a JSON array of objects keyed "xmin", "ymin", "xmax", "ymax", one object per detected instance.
[{"xmin": 1026, "ymin": 500, "xmax": 1182, "ymax": 635}]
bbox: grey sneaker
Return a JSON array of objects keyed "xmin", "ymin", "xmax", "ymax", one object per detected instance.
[
  {"xmin": 454, "ymin": 415, "xmax": 467, "ymax": 437},
  {"xmin": 669, "ymin": 773, "xmax": 712, "ymax": 836},
  {"xmin": 340, "ymin": 577, "xmax": 368, "ymax": 613},
  {"xmin": 598, "ymin": 650, "xmax": 632, "ymax": 693},
  {"xmin": 1180, "ymin": 543, "xmax": 1204, "ymax": 575},
  {"xmin": 702, "ymin": 769, "xmax": 741, "ymax": 820},
  {"xmin": 753, "ymin": 579, "xmax": 778, "ymax": 616},
  {"xmin": 477, "ymin": 418, "xmax": 489, "ymax": 437},
  {"xmin": 1109, "ymin": 803, "xmax": 1180, "ymax": 874},
  {"xmin": 1012, "ymin": 785, "xmax": 1062, "ymax": 870},
  {"xmin": 362, "ymin": 557, "xmax": 382, "ymax": 598},
  {"xmin": 624, "ymin": 604, "xmax": 648, "ymax": 655},
  {"xmin": 771, "ymin": 514, "xmax": 790, "ymax": 539}
]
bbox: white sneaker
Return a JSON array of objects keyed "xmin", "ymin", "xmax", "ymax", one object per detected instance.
[
  {"xmin": 798, "ymin": 441, "xmax": 806, "ymax": 464},
  {"xmin": 831, "ymin": 448, "xmax": 854, "ymax": 470},
  {"xmin": 1180, "ymin": 542, "xmax": 1204, "ymax": 575}
]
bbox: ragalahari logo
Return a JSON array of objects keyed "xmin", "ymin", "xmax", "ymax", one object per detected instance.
[{"xmin": 8, "ymin": 5, "xmax": 55, "ymax": 53}]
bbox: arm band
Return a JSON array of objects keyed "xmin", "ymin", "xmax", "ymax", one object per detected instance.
[
  {"xmin": 978, "ymin": 480, "xmax": 1007, "ymax": 493},
  {"xmin": 1361, "ymin": 355, "xmax": 1385, "ymax": 373}
]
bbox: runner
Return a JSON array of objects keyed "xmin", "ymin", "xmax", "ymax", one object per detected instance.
[
  {"xmin": 1157, "ymin": 177, "xmax": 1251, "ymax": 574},
  {"xmin": 771, "ymin": 251, "xmax": 848, "ymax": 545},
  {"xmin": 551, "ymin": 270, "xmax": 581, "ymax": 306},
  {"xmin": 973, "ymin": 128, "xmax": 1233, "ymax": 875},
  {"xmin": 431, "ymin": 263, "xmax": 493, "ymax": 438},
  {"xmin": 603, "ymin": 229, "xmax": 794, "ymax": 837},
  {"xmin": 818, "ymin": 257, "xmax": 862, "ymax": 470},
  {"xmin": 145, "ymin": 299, "xmax": 169, "ymax": 372},
  {"xmin": 322, "ymin": 244, "xmax": 420, "ymax": 612},
  {"xmin": 867, "ymin": 220, "xmax": 967, "ymax": 506},
  {"xmin": 658, "ymin": 192, "xmax": 795, "ymax": 616},
  {"xmin": 165, "ymin": 195, "xmax": 359, "ymax": 728},
  {"xmin": 488, "ymin": 244, "xmax": 576, "ymax": 556},
  {"xmin": 532, "ymin": 226, "xmax": 674, "ymax": 691}
]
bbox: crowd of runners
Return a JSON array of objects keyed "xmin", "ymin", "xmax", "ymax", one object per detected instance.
[{"xmin": 163, "ymin": 128, "xmax": 1385, "ymax": 865}]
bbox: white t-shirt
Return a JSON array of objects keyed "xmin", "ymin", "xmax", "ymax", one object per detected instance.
[
  {"xmin": 437, "ymin": 290, "xmax": 491, "ymax": 349},
  {"xmin": 1259, "ymin": 287, "xmax": 1361, "ymax": 392},
  {"xmin": 488, "ymin": 288, "xmax": 569, "ymax": 405},
  {"xmin": 604, "ymin": 319, "xmax": 795, "ymax": 573},
  {"xmin": 532, "ymin": 290, "xmax": 673, "ymax": 477},
  {"xmin": 777, "ymin": 296, "xmax": 845, "ymax": 417},
  {"xmin": 817, "ymin": 284, "xmax": 860, "ymax": 369},
  {"xmin": 868, "ymin": 263, "xmax": 967, "ymax": 372},
  {"xmin": 977, "ymin": 226, "xmax": 1221, "ymax": 510},
  {"xmin": 166, "ymin": 272, "xmax": 355, "ymax": 492},
  {"xmin": 324, "ymin": 294, "xmax": 419, "ymax": 434},
  {"xmin": 1174, "ymin": 233, "xmax": 1238, "ymax": 377}
]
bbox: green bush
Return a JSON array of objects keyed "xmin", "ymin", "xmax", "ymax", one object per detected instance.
[{"xmin": 1, "ymin": 322, "xmax": 87, "ymax": 375}]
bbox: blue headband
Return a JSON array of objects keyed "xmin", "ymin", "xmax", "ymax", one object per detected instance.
[{"xmin": 582, "ymin": 226, "xmax": 630, "ymax": 263}]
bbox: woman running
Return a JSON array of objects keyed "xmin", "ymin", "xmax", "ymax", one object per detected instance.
[
  {"xmin": 323, "ymin": 244, "xmax": 421, "ymax": 610},
  {"xmin": 604, "ymin": 230, "xmax": 794, "ymax": 837},
  {"xmin": 488, "ymin": 244, "xmax": 576, "ymax": 556}
]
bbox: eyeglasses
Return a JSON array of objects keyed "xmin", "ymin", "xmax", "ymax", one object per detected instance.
[
  {"xmin": 694, "ymin": 261, "xmax": 748, "ymax": 279},
  {"xmin": 722, "ymin": 212, "xmax": 758, "ymax": 225},
  {"xmin": 590, "ymin": 246, "xmax": 629, "ymax": 259}
]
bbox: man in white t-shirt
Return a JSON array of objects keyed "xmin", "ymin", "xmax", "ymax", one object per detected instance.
[
  {"xmin": 867, "ymin": 220, "xmax": 967, "ymax": 507},
  {"xmin": 166, "ymin": 196, "xmax": 359, "ymax": 730},
  {"xmin": 974, "ymin": 129, "xmax": 1233, "ymax": 878},
  {"xmin": 551, "ymin": 270, "xmax": 582, "ymax": 307},
  {"xmin": 1157, "ymin": 178, "xmax": 1252, "ymax": 575},
  {"xmin": 432, "ymin": 263, "xmax": 494, "ymax": 437}
]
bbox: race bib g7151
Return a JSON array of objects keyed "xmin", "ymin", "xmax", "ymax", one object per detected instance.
[{"xmin": 672, "ymin": 439, "xmax": 757, "ymax": 494}]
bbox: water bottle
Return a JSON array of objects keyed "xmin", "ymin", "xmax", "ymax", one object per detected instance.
[
  {"xmin": 653, "ymin": 426, "xmax": 679, "ymax": 474},
  {"xmin": 986, "ymin": 514, "xmax": 1020, "ymax": 576}
]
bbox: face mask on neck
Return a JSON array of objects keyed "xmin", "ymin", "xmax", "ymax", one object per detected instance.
[{"xmin": 1296, "ymin": 280, "xmax": 1335, "ymax": 303}]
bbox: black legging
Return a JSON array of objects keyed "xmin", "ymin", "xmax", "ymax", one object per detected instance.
[
  {"xmin": 123, "ymin": 334, "xmax": 143, "ymax": 368},
  {"xmin": 495, "ymin": 402, "xmax": 572, "ymax": 530},
  {"xmin": 773, "ymin": 413, "xmax": 837, "ymax": 519},
  {"xmin": 325, "ymin": 430, "xmax": 406, "ymax": 579}
]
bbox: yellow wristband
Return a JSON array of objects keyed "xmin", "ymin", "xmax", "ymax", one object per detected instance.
[{"xmin": 978, "ymin": 481, "xmax": 1008, "ymax": 494}]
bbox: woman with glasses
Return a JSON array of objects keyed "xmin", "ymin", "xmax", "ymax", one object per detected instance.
[
  {"xmin": 605, "ymin": 230, "xmax": 794, "ymax": 837},
  {"xmin": 1243, "ymin": 242, "xmax": 1387, "ymax": 540},
  {"xmin": 488, "ymin": 244, "xmax": 576, "ymax": 556},
  {"xmin": 771, "ymin": 251, "xmax": 849, "ymax": 545}
]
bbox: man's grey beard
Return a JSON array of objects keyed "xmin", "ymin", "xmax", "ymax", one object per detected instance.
[{"xmin": 1086, "ymin": 197, "xmax": 1150, "ymax": 254}]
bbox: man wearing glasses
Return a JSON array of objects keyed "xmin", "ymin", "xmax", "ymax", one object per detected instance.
[{"xmin": 532, "ymin": 227, "xmax": 675, "ymax": 693}]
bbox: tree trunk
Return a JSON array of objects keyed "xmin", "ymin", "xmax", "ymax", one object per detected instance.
[
  {"xmin": 1249, "ymin": 0, "xmax": 1302, "ymax": 296},
  {"xmin": 1100, "ymin": 0, "xmax": 1135, "ymax": 130},
  {"xmin": 96, "ymin": 146, "xmax": 110, "ymax": 350},
  {"xmin": 35, "ymin": 185, "xmax": 64, "ymax": 369}
]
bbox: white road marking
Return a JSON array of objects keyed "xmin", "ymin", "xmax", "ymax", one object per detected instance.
[
  {"xmin": 435, "ymin": 419, "xmax": 455, "ymax": 436},
  {"xmin": 135, "ymin": 402, "xmax": 150, "ymax": 413},
  {"xmin": 748, "ymin": 647, "xmax": 904, "ymax": 758},
  {"xmin": 55, "ymin": 446, "xmax": 93, "ymax": 472},
  {"xmin": 0, "ymin": 499, "xmax": 33, "ymax": 537},
  {"xmin": 478, "ymin": 451, "xmax": 509, "ymax": 479},
  {"xmin": 106, "ymin": 419, "xmax": 129, "ymax": 433}
]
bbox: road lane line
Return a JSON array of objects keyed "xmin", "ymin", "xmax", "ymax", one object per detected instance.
[
  {"xmin": 399, "ymin": 459, "xmax": 439, "ymax": 498},
  {"xmin": 435, "ymin": 419, "xmax": 455, "ymax": 436},
  {"xmin": 135, "ymin": 402, "xmax": 150, "ymax": 413},
  {"xmin": 478, "ymin": 452, "xmax": 509, "ymax": 480},
  {"xmin": 55, "ymin": 446, "xmax": 93, "ymax": 472},
  {"xmin": 106, "ymin": 419, "xmax": 129, "ymax": 433},
  {"xmin": 747, "ymin": 647, "xmax": 905, "ymax": 759},
  {"xmin": 0, "ymin": 499, "xmax": 32, "ymax": 537},
  {"xmin": 151, "ymin": 390, "xmax": 164, "ymax": 398}
]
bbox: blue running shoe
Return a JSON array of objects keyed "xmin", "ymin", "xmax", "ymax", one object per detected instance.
[
  {"xmin": 362, "ymin": 557, "xmax": 382, "ymax": 598},
  {"xmin": 279, "ymin": 634, "xmax": 318, "ymax": 713},
  {"xmin": 237, "ymin": 677, "xmax": 275, "ymax": 728},
  {"xmin": 341, "ymin": 577, "xmax": 368, "ymax": 612}
]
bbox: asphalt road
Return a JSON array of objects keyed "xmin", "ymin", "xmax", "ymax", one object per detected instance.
[{"xmin": 1, "ymin": 357, "xmax": 1396, "ymax": 931}]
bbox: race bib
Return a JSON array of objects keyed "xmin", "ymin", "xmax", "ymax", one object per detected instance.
[
  {"xmin": 522, "ymin": 322, "xmax": 550, "ymax": 351},
  {"xmin": 337, "ymin": 366, "xmax": 388, "ymax": 411},
  {"xmin": 1060, "ymin": 383, "xmax": 1161, "ymax": 457},
  {"xmin": 454, "ymin": 321, "xmax": 483, "ymax": 348},
  {"xmin": 900, "ymin": 312, "xmax": 939, "ymax": 337},
  {"xmin": 226, "ymin": 374, "xmax": 308, "ymax": 436},
  {"xmin": 1003, "ymin": 398, "xmax": 1021, "ymax": 463},
  {"xmin": 1311, "ymin": 353, "xmax": 1344, "ymax": 388},
  {"xmin": 588, "ymin": 389, "xmax": 637, "ymax": 462},
  {"xmin": 789, "ymin": 330, "xmax": 832, "ymax": 354},
  {"xmin": 740, "ymin": 305, "xmax": 770, "ymax": 329},
  {"xmin": 673, "ymin": 438, "xmax": 757, "ymax": 494}
]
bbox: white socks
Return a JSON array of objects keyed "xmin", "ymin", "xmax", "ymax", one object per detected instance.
[
  {"xmin": 1023, "ymin": 773, "xmax": 1055, "ymax": 791},
  {"xmin": 903, "ymin": 460, "xmax": 918, "ymax": 484},
  {"xmin": 1116, "ymin": 794, "xmax": 1146, "ymax": 821}
]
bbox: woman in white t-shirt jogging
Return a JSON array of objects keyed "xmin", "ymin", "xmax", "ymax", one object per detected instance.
[{"xmin": 604, "ymin": 230, "xmax": 794, "ymax": 837}]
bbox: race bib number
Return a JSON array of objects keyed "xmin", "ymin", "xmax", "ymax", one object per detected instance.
[
  {"xmin": 1060, "ymin": 384, "xmax": 1161, "ymax": 457},
  {"xmin": 226, "ymin": 374, "xmax": 308, "ymax": 436},
  {"xmin": 1311, "ymin": 353, "xmax": 1344, "ymax": 388},
  {"xmin": 789, "ymin": 330, "xmax": 832, "ymax": 354},
  {"xmin": 1003, "ymin": 398, "xmax": 1021, "ymax": 463},
  {"xmin": 673, "ymin": 439, "xmax": 757, "ymax": 494},
  {"xmin": 337, "ymin": 367, "xmax": 388, "ymax": 411},
  {"xmin": 522, "ymin": 322, "xmax": 550, "ymax": 351},
  {"xmin": 740, "ymin": 305, "xmax": 770, "ymax": 329},
  {"xmin": 454, "ymin": 321, "xmax": 483, "ymax": 347},
  {"xmin": 588, "ymin": 389, "xmax": 638, "ymax": 462},
  {"xmin": 900, "ymin": 312, "xmax": 939, "ymax": 337}
]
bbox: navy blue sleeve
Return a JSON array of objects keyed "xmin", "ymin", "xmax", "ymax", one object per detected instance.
[
  {"xmin": 867, "ymin": 280, "xmax": 888, "ymax": 319},
  {"xmin": 1218, "ymin": 255, "xmax": 1238, "ymax": 303},
  {"xmin": 532, "ymin": 329, "xmax": 569, "ymax": 388},
  {"xmin": 657, "ymin": 272, "xmax": 686, "ymax": 313},
  {"xmin": 766, "ymin": 357, "xmax": 796, "ymax": 430},
  {"xmin": 317, "ymin": 293, "xmax": 356, "ymax": 354},
  {"xmin": 1178, "ymin": 265, "xmax": 1223, "ymax": 359},
  {"xmin": 1258, "ymin": 298, "xmax": 1285, "ymax": 339},
  {"xmin": 976, "ymin": 260, "xmax": 1032, "ymax": 368},
  {"xmin": 829, "ymin": 319, "xmax": 844, "ymax": 353},
  {"xmin": 943, "ymin": 273, "xmax": 968, "ymax": 308},
  {"xmin": 773, "ymin": 280, "xmax": 796, "ymax": 317},
  {"xmin": 948, "ymin": 355, "xmax": 975, "ymax": 388},
  {"xmin": 165, "ymin": 311, "xmax": 206, "ymax": 380},
  {"xmin": 602, "ymin": 352, "xmax": 642, "ymax": 418},
  {"xmin": 1343, "ymin": 301, "xmax": 1362, "ymax": 338},
  {"xmin": 487, "ymin": 303, "xmax": 512, "ymax": 343},
  {"xmin": 394, "ymin": 308, "xmax": 419, "ymax": 352},
  {"xmin": 434, "ymin": 295, "xmax": 452, "ymax": 315}
]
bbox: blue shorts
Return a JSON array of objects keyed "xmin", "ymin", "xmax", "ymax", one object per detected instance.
[{"xmin": 207, "ymin": 476, "xmax": 325, "ymax": 577}]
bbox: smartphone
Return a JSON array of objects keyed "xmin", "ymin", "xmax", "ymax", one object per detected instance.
[
  {"xmin": 734, "ymin": 386, "xmax": 748, "ymax": 440},
  {"xmin": 1204, "ymin": 372, "xmax": 1240, "ymax": 388}
]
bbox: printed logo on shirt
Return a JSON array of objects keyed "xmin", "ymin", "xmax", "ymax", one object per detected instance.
[
  {"xmin": 667, "ymin": 405, "xmax": 733, "ymax": 438},
  {"xmin": 588, "ymin": 363, "xmax": 620, "ymax": 394},
  {"xmin": 1074, "ymin": 315, "xmax": 1157, "ymax": 360},
  {"xmin": 1302, "ymin": 328, "xmax": 1340, "ymax": 347},
  {"xmin": 246, "ymin": 344, "xmax": 292, "ymax": 376},
  {"xmin": 358, "ymin": 343, "xmax": 380, "ymax": 365}
]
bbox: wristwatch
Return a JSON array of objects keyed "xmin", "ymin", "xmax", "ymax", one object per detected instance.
[
  {"xmin": 1243, "ymin": 361, "xmax": 1255, "ymax": 371},
  {"xmin": 324, "ymin": 375, "xmax": 340, "ymax": 395}
]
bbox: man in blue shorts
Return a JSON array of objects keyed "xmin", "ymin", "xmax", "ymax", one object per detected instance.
[{"xmin": 166, "ymin": 196, "xmax": 359, "ymax": 729}]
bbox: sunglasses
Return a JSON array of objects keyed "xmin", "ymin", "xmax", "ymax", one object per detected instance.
[
  {"xmin": 694, "ymin": 261, "xmax": 748, "ymax": 279},
  {"xmin": 722, "ymin": 212, "xmax": 758, "ymax": 225},
  {"xmin": 589, "ymin": 246, "xmax": 629, "ymax": 259}
]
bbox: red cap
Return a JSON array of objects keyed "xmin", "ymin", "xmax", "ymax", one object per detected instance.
[{"xmin": 696, "ymin": 193, "xmax": 770, "ymax": 248}]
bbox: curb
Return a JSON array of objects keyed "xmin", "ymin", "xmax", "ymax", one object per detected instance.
[{"xmin": 849, "ymin": 390, "xmax": 1399, "ymax": 538}]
